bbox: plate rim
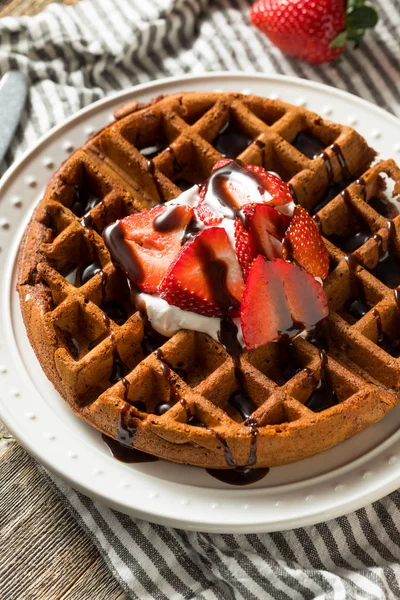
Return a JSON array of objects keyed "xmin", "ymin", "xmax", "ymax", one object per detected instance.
[
  {"xmin": 1, "ymin": 71, "xmax": 400, "ymax": 533},
  {"xmin": 2, "ymin": 69, "xmax": 400, "ymax": 194}
]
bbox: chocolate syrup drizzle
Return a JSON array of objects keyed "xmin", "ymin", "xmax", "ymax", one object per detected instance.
[
  {"xmin": 345, "ymin": 295, "xmax": 370, "ymax": 321},
  {"xmin": 279, "ymin": 339, "xmax": 313, "ymax": 382},
  {"xmin": 288, "ymin": 183, "xmax": 298, "ymax": 205},
  {"xmin": 129, "ymin": 283, "xmax": 168, "ymax": 357},
  {"xmin": 292, "ymin": 131, "xmax": 325, "ymax": 160},
  {"xmin": 326, "ymin": 189, "xmax": 372, "ymax": 254},
  {"xmin": 229, "ymin": 390, "xmax": 256, "ymax": 420},
  {"xmin": 332, "ymin": 230, "xmax": 371, "ymax": 255},
  {"xmin": 276, "ymin": 336, "xmax": 336, "ymax": 412},
  {"xmin": 116, "ymin": 402, "xmax": 137, "ymax": 445},
  {"xmin": 312, "ymin": 144, "xmax": 354, "ymax": 215},
  {"xmin": 320, "ymin": 151, "xmax": 333, "ymax": 185},
  {"xmin": 193, "ymin": 236, "xmax": 239, "ymax": 313},
  {"xmin": 306, "ymin": 326, "xmax": 330, "ymax": 353},
  {"xmin": 357, "ymin": 177, "xmax": 367, "ymax": 201},
  {"xmin": 213, "ymin": 316, "xmax": 271, "ymax": 484},
  {"xmin": 153, "ymin": 205, "xmax": 185, "ymax": 232},
  {"xmin": 102, "ymin": 434, "xmax": 159, "ymax": 463},
  {"xmin": 338, "ymin": 220, "xmax": 400, "ymax": 309},
  {"xmin": 357, "ymin": 176, "xmax": 399, "ymax": 218},
  {"xmin": 165, "ymin": 146, "xmax": 180, "ymax": 174},
  {"xmin": 103, "ymin": 221, "xmax": 144, "ymax": 283},
  {"xmin": 71, "ymin": 182, "xmax": 101, "ymax": 218},
  {"xmin": 331, "ymin": 143, "xmax": 351, "ymax": 181},
  {"xmin": 343, "ymin": 254, "xmax": 370, "ymax": 321},
  {"xmin": 175, "ymin": 179, "xmax": 194, "ymax": 192},
  {"xmin": 305, "ymin": 350, "xmax": 338, "ymax": 412},
  {"xmin": 181, "ymin": 218, "xmax": 201, "ymax": 246},
  {"xmin": 372, "ymin": 306, "xmax": 400, "ymax": 357},
  {"xmin": 102, "ymin": 313, "xmax": 130, "ymax": 384},
  {"xmin": 214, "ymin": 119, "xmax": 252, "ymax": 158},
  {"xmin": 153, "ymin": 345, "xmax": 242, "ymax": 472},
  {"xmin": 80, "ymin": 203, "xmax": 105, "ymax": 233},
  {"xmin": 152, "ymin": 350, "xmax": 190, "ymax": 416},
  {"xmin": 147, "ymin": 158, "xmax": 165, "ymax": 202},
  {"xmin": 151, "ymin": 345, "xmax": 266, "ymax": 483},
  {"xmin": 206, "ymin": 465, "xmax": 270, "ymax": 485},
  {"xmin": 375, "ymin": 287, "xmax": 400, "ymax": 357},
  {"xmin": 369, "ymin": 220, "xmax": 400, "ymax": 289},
  {"xmin": 153, "ymin": 348, "xmax": 182, "ymax": 411},
  {"xmin": 102, "ymin": 300, "xmax": 128, "ymax": 326},
  {"xmin": 75, "ymin": 260, "xmax": 102, "ymax": 286},
  {"xmin": 78, "ymin": 263, "xmax": 130, "ymax": 407}
]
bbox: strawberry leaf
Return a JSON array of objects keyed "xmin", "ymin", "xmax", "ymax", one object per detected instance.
[
  {"xmin": 329, "ymin": 31, "xmax": 347, "ymax": 48},
  {"xmin": 347, "ymin": 5, "xmax": 379, "ymax": 29},
  {"xmin": 347, "ymin": 0, "xmax": 366, "ymax": 8},
  {"xmin": 331, "ymin": 2, "xmax": 379, "ymax": 50},
  {"xmin": 347, "ymin": 28, "xmax": 366, "ymax": 48}
]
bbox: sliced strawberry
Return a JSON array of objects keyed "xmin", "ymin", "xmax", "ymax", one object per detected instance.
[
  {"xmin": 160, "ymin": 227, "xmax": 245, "ymax": 317},
  {"xmin": 212, "ymin": 160, "xmax": 293, "ymax": 208},
  {"xmin": 241, "ymin": 257, "xmax": 328, "ymax": 350},
  {"xmin": 285, "ymin": 205, "xmax": 329, "ymax": 279},
  {"xmin": 104, "ymin": 205, "xmax": 194, "ymax": 293},
  {"xmin": 195, "ymin": 199, "xmax": 223, "ymax": 226},
  {"xmin": 234, "ymin": 203, "xmax": 285, "ymax": 278},
  {"xmin": 196, "ymin": 163, "xmax": 225, "ymax": 225},
  {"xmin": 244, "ymin": 164, "xmax": 293, "ymax": 207},
  {"xmin": 282, "ymin": 259, "xmax": 328, "ymax": 329},
  {"xmin": 211, "ymin": 158, "xmax": 233, "ymax": 173},
  {"xmin": 197, "ymin": 160, "xmax": 292, "ymax": 226}
]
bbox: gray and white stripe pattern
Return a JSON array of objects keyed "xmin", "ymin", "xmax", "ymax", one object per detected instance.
[
  {"xmin": 47, "ymin": 469, "xmax": 400, "ymax": 600},
  {"xmin": 2, "ymin": 0, "xmax": 400, "ymax": 597}
]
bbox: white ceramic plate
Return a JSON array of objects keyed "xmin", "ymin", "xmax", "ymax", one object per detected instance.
[{"xmin": 2, "ymin": 72, "xmax": 400, "ymax": 533}]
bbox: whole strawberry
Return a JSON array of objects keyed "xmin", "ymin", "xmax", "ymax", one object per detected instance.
[{"xmin": 250, "ymin": 0, "xmax": 378, "ymax": 65}]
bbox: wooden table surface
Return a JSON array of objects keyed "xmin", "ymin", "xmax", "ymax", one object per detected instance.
[
  {"xmin": 0, "ymin": 2, "xmax": 127, "ymax": 598},
  {"xmin": 0, "ymin": 0, "xmax": 79, "ymax": 17}
]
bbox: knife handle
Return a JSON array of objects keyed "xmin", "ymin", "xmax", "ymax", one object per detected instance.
[{"xmin": 0, "ymin": 71, "xmax": 27, "ymax": 165}]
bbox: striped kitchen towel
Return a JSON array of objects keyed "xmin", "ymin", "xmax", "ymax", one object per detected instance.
[{"xmin": 1, "ymin": 0, "xmax": 400, "ymax": 598}]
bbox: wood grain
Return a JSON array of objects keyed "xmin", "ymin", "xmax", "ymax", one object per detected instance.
[
  {"xmin": 0, "ymin": 443, "xmax": 127, "ymax": 600},
  {"xmin": 0, "ymin": 0, "xmax": 79, "ymax": 17}
]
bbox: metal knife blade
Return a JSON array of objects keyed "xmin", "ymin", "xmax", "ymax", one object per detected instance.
[{"xmin": 0, "ymin": 71, "xmax": 27, "ymax": 165}]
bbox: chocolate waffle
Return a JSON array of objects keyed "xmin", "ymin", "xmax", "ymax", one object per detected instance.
[{"xmin": 17, "ymin": 92, "xmax": 400, "ymax": 471}]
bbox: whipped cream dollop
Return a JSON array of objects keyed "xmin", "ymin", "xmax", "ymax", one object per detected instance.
[
  {"xmin": 140, "ymin": 293, "xmax": 245, "ymax": 346},
  {"xmin": 165, "ymin": 184, "xmax": 201, "ymax": 209},
  {"xmin": 136, "ymin": 171, "xmax": 296, "ymax": 346}
]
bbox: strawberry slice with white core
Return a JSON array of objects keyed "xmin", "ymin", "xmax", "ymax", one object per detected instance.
[
  {"xmin": 234, "ymin": 203, "xmax": 286, "ymax": 278},
  {"xmin": 241, "ymin": 257, "xmax": 328, "ymax": 350},
  {"xmin": 197, "ymin": 159, "xmax": 292, "ymax": 226},
  {"xmin": 195, "ymin": 202, "xmax": 223, "ymax": 226},
  {"xmin": 160, "ymin": 227, "xmax": 245, "ymax": 317},
  {"xmin": 285, "ymin": 205, "xmax": 330, "ymax": 279},
  {"xmin": 244, "ymin": 164, "xmax": 293, "ymax": 207},
  {"xmin": 103, "ymin": 205, "xmax": 194, "ymax": 293}
]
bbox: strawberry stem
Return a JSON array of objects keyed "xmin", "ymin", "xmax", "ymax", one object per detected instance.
[{"xmin": 329, "ymin": 0, "xmax": 378, "ymax": 49}]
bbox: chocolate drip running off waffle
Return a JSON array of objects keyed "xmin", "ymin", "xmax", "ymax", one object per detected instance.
[{"xmin": 17, "ymin": 92, "xmax": 400, "ymax": 470}]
